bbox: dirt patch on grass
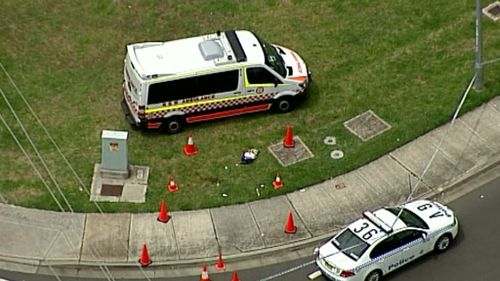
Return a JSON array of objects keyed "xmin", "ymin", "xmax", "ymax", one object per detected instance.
[
  {"xmin": 0, "ymin": 152, "xmax": 37, "ymax": 181},
  {"xmin": 5, "ymin": 185, "xmax": 44, "ymax": 202}
]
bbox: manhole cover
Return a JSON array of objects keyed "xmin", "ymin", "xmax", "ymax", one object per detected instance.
[
  {"xmin": 483, "ymin": 1, "xmax": 500, "ymax": 21},
  {"xmin": 491, "ymin": 5, "xmax": 500, "ymax": 15},
  {"xmin": 100, "ymin": 184, "xmax": 123, "ymax": 196},
  {"xmin": 343, "ymin": 110, "xmax": 391, "ymax": 141},
  {"xmin": 268, "ymin": 136, "xmax": 314, "ymax": 167}
]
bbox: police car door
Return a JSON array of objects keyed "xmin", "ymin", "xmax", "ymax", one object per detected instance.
[
  {"xmin": 370, "ymin": 230, "xmax": 426, "ymax": 275},
  {"xmin": 244, "ymin": 66, "xmax": 282, "ymax": 108}
]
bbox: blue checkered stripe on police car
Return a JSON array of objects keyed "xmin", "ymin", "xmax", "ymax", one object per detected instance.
[{"xmin": 353, "ymin": 224, "xmax": 456, "ymax": 272}]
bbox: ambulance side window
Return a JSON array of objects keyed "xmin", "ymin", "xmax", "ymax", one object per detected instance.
[
  {"xmin": 196, "ymin": 70, "xmax": 239, "ymax": 95},
  {"xmin": 246, "ymin": 67, "xmax": 281, "ymax": 84},
  {"xmin": 147, "ymin": 77, "xmax": 196, "ymax": 104},
  {"xmin": 148, "ymin": 70, "xmax": 240, "ymax": 104}
]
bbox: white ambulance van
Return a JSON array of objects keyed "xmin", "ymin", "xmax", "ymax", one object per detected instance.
[{"xmin": 121, "ymin": 30, "xmax": 310, "ymax": 133}]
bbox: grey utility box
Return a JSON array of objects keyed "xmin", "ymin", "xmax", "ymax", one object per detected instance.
[{"xmin": 101, "ymin": 130, "xmax": 129, "ymax": 174}]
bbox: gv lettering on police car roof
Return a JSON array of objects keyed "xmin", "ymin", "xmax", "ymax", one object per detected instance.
[{"xmin": 417, "ymin": 203, "xmax": 445, "ymax": 219}]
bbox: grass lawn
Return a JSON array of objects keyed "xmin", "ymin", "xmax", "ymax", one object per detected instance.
[{"xmin": 0, "ymin": 0, "xmax": 499, "ymax": 213}]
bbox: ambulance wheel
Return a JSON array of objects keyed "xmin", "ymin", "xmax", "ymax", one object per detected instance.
[
  {"xmin": 161, "ymin": 117, "xmax": 184, "ymax": 134},
  {"xmin": 365, "ymin": 270, "xmax": 382, "ymax": 281},
  {"xmin": 434, "ymin": 234, "xmax": 452, "ymax": 253},
  {"xmin": 273, "ymin": 97, "xmax": 293, "ymax": 113}
]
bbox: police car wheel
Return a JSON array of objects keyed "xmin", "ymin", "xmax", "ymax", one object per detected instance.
[
  {"xmin": 365, "ymin": 270, "xmax": 382, "ymax": 281},
  {"xmin": 162, "ymin": 118, "xmax": 183, "ymax": 134},
  {"xmin": 273, "ymin": 97, "xmax": 293, "ymax": 113},
  {"xmin": 434, "ymin": 234, "xmax": 452, "ymax": 253}
]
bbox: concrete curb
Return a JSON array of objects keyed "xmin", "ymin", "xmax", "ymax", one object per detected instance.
[
  {"xmin": 2, "ymin": 97, "xmax": 499, "ymax": 278},
  {"xmin": 2, "ymin": 152, "xmax": 499, "ymax": 278}
]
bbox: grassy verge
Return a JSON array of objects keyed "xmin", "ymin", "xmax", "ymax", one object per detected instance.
[{"xmin": 0, "ymin": 0, "xmax": 499, "ymax": 212}]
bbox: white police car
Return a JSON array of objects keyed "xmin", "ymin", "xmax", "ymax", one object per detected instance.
[{"xmin": 316, "ymin": 199, "xmax": 459, "ymax": 281}]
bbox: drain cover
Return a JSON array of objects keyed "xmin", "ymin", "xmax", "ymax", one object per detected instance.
[
  {"xmin": 100, "ymin": 184, "xmax": 123, "ymax": 196},
  {"xmin": 343, "ymin": 110, "xmax": 391, "ymax": 141},
  {"xmin": 483, "ymin": 1, "xmax": 500, "ymax": 21},
  {"xmin": 330, "ymin": 150, "xmax": 344, "ymax": 159},
  {"xmin": 323, "ymin": 136, "xmax": 336, "ymax": 145}
]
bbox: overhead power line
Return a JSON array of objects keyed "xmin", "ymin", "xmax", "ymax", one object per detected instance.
[
  {"xmin": 0, "ymin": 62, "xmax": 152, "ymax": 281},
  {"xmin": 0, "ymin": 86, "xmax": 74, "ymax": 212}
]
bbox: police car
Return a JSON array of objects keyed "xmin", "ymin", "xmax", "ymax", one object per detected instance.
[{"xmin": 316, "ymin": 199, "xmax": 459, "ymax": 281}]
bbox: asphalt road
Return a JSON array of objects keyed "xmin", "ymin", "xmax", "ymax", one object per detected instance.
[
  {"xmin": 1, "ymin": 167, "xmax": 499, "ymax": 281},
  {"xmin": 245, "ymin": 166, "xmax": 500, "ymax": 281}
]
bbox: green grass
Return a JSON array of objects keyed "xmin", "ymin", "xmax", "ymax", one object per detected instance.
[{"xmin": 0, "ymin": 0, "xmax": 499, "ymax": 212}]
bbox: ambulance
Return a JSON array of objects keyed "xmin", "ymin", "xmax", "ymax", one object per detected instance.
[{"xmin": 121, "ymin": 30, "xmax": 311, "ymax": 133}]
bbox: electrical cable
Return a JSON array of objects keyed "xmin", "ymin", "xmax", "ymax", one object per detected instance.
[
  {"xmin": 0, "ymin": 61, "xmax": 104, "ymax": 213},
  {"xmin": 0, "ymin": 64, "xmax": 151, "ymax": 280},
  {"xmin": 0, "ymin": 86, "xmax": 73, "ymax": 212},
  {"xmin": 0, "ymin": 111, "xmax": 66, "ymax": 212},
  {"xmin": 0, "ymin": 109, "xmax": 117, "ymax": 281},
  {"xmin": 391, "ymin": 73, "xmax": 477, "ymax": 229}
]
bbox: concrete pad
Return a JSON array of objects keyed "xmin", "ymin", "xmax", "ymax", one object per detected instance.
[
  {"xmin": 210, "ymin": 204, "xmax": 265, "ymax": 255},
  {"xmin": 460, "ymin": 104, "xmax": 500, "ymax": 152},
  {"xmin": 90, "ymin": 164, "xmax": 150, "ymax": 203},
  {"xmin": 320, "ymin": 171, "xmax": 385, "ymax": 224},
  {"xmin": 425, "ymin": 121, "xmax": 493, "ymax": 172},
  {"xmin": 0, "ymin": 204, "xmax": 84, "ymax": 261},
  {"xmin": 356, "ymin": 155, "xmax": 430, "ymax": 205},
  {"xmin": 120, "ymin": 183, "xmax": 147, "ymax": 203},
  {"xmin": 171, "ymin": 209, "xmax": 218, "ymax": 259},
  {"xmin": 0, "ymin": 219, "xmax": 58, "ymax": 259},
  {"xmin": 128, "ymin": 213, "xmax": 179, "ymax": 262},
  {"xmin": 390, "ymin": 135, "xmax": 459, "ymax": 188},
  {"xmin": 249, "ymin": 196, "xmax": 311, "ymax": 247},
  {"xmin": 81, "ymin": 213, "xmax": 130, "ymax": 262},
  {"xmin": 287, "ymin": 183, "xmax": 347, "ymax": 236}
]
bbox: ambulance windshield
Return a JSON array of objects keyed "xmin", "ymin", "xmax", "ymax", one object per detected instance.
[{"xmin": 256, "ymin": 36, "xmax": 286, "ymax": 78}]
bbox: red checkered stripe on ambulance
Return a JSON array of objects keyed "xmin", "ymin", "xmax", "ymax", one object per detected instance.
[{"xmin": 146, "ymin": 93, "xmax": 274, "ymax": 120}]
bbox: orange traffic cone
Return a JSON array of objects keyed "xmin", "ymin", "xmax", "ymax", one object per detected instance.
[
  {"xmin": 283, "ymin": 124, "xmax": 295, "ymax": 148},
  {"xmin": 157, "ymin": 199, "xmax": 170, "ymax": 223},
  {"xmin": 183, "ymin": 132, "xmax": 198, "ymax": 156},
  {"xmin": 138, "ymin": 243, "xmax": 152, "ymax": 267},
  {"xmin": 231, "ymin": 271, "xmax": 240, "ymax": 281},
  {"xmin": 284, "ymin": 211, "xmax": 297, "ymax": 234},
  {"xmin": 200, "ymin": 263, "xmax": 211, "ymax": 281},
  {"xmin": 215, "ymin": 253, "xmax": 226, "ymax": 271},
  {"xmin": 272, "ymin": 172, "xmax": 283, "ymax": 189},
  {"xmin": 167, "ymin": 176, "xmax": 179, "ymax": 192}
]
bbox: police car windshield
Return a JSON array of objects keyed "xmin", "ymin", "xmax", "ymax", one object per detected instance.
[
  {"xmin": 332, "ymin": 229, "xmax": 369, "ymax": 261},
  {"xmin": 385, "ymin": 207, "xmax": 429, "ymax": 229},
  {"xmin": 256, "ymin": 36, "xmax": 287, "ymax": 78}
]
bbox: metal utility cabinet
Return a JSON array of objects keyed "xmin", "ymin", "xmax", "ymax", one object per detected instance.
[{"xmin": 101, "ymin": 130, "xmax": 129, "ymax": 178}]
